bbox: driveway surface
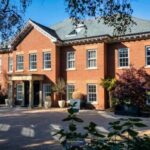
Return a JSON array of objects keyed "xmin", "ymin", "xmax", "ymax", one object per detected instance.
[{"xmin": 0, "ymin": 107, "xmax": 150, "ymax": 150}]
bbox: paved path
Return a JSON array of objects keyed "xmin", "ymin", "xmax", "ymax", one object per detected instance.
[{"xmin": 0, "ymin": 107, "xmax": 150, "ymax": 150}]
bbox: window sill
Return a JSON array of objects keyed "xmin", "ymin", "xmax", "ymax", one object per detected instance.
[
  {"xmin": 117, "ymin": 66, "xmax": 130, "ymax": 70},
  {"xmin": 29, "ymin": 69, "xmax": 37, "ymax": 72},
  {"xmin": 66, "ymin": 68, "xmax": 76, "ymax": 71},
  {"xmin": 86, "ymin": 67, "xmax": 98, "ymax": 70},
  {"xmin": 145, "ymin": 65, "xmax": 150, "ymax": 68},
  {"xmin": 16, "ymin": 70, "xmax": 24, "ymax": 72},
  {"xmin": 43, "ymin": 68, "xmax": 52, "ymax": 71}
]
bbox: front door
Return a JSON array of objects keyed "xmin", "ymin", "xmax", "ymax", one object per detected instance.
[{"xmin": 34, "ymin": 81, "xmax": 40, "ymax": 106}]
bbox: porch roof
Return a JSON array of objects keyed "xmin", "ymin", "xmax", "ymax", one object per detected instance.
[{"xmin": 8, "ymin": 74, "xmax": 44, "ymax": 81}]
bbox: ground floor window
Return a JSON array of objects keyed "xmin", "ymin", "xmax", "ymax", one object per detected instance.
[
  {"xmin": 43, "ymin": 84, "xmax": 51, "ymax": 100},
  {"xmin": 87, "ymin": 84, "xmax": 97, "ymax": 102},
  {"xmin": 67, "ymin": 84, "xmax": 75, "ymax": 100},
  {"xmin": 16, "ymin": 84, "xmax": 23, "ymax": 101}
]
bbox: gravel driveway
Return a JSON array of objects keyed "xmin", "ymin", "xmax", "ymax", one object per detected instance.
[{"xmin": 0, "ymin": 107, "xmax": 150, "ymax": 150}]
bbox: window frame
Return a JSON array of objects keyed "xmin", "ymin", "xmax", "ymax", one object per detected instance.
[
  {"xmin": 29, "ymin": 53, "xmax": 37, "ymax": 70},
  {"xmin": 16, "ymin": 55, "xmax": 24, "ymax": 71},
  {"xmin": 43, "ymin": 84, "xmax": 51, "ymax": 101},
  {"xmin": 67, "ymin": 84, "xmax": 75, "ymax": 100},
  {"xmin": 16, "ymin": 84, "xmax": 23, "ymax": 101},
  {"xmin": 87, "ymin": 49, "xmax": 97, "ymax": 69},
  {"xmin": 43, "ymin": 52, "xmax": 51, "ymax": 70},
  {"xmin": 118, "ymin": 48, "xmax": 130, "ymax": 68},
  {"xmin": 67, "ymin": 51, "xmax": 75, "ymax": 70},
  {"xmin": 8, "ymin": 57, "xmax": 13, "ymax": 72},
  {"xmin": 87, "ymin": 84, "xmax": 97, "ymax": 103},
  {"xmin": 146, "ymin": 46, "xmax": 150, "ymax": 66}
]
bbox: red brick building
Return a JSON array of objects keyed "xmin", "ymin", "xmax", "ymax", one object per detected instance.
[{"xmin": 0, "ymin": 18, "xmax": 150, "ymax": 109}]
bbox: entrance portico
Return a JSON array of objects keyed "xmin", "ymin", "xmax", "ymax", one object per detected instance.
[{"xmin": 8, "ymin": 74, "xmax": 44, "ymax": 108}]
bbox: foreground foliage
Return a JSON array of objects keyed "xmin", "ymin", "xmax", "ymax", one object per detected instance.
[{"xmin": 53, "ymin": 103, "xmax": 150, "ymax": 150}]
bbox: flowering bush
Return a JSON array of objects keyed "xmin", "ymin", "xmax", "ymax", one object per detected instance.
[{"xmin": 112, "ymin": 66, "xmax": 150, "ymax": 108}]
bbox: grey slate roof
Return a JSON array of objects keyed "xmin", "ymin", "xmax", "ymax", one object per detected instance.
[{"xmin": 50, "ymin": 17, "xmax": 150, "ymax": 41}]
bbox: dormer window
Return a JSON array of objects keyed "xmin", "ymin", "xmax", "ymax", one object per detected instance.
[{"xmin": 66, "ymin": 23, "xmax": 85, "ymax": 37}]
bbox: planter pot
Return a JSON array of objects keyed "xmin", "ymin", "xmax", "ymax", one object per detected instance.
[
  {"xmin": 44, "ymin": 101, "xmax": 52, "ymax": 109},
  {"xmin": 58, "ymin": 100, "xmax": 66, "ymax": 108}
]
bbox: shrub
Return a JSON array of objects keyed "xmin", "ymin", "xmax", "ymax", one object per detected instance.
[
  {"xmin": 53, "ymin": 104, "xmax": 150, "ymax": 150},
  {"xmin": 112, "ymin": 66, "xmax": 150, "ymax": 108},
  {"xmin": 72, "ymin": 91, "xmax": 83, "ymax": 100}
]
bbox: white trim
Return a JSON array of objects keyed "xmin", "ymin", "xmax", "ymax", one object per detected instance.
[
  {"xmin": 16, "ymin": 84, "xmax": 23, "ymax": 101},
  {"xmin": 29, "ymin": 53, "xmax": 37, "ymax": 70},
  {"xmin": 43, "ymin": 83, "xmax": 51, "ymax": 102},
  {"xmin": 43, "ymin": 52, "xmax": 51, "ymax": 70},
  {"xmin": 86, "ymin": 49, "xmax": 97, "ymax": 69},
  {"xmin": 66, "ymin": 51, "xmax": 75, "ymax": 70},
  {"xmin": 16, "ymin": 55, "xmax": 24, "ymax": 71},
  {"xmin": 87, "ymin": 84, "xmax": 97, "ymax": 104},
  {"xmin": 8, "ymin": 57, "xmax": 13, "ymax": 73},
  {"xmin": 118, "ymin": 48, "xmax": 130, "ymax": 68},
  {"xmin": 67, "ymin": 84, "xmax": 75, "ymax": 101}
]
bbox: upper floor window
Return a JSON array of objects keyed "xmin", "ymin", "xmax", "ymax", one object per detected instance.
[
  {"xmin": 87, "ymin": 49, "xmax": 97, "ymax": 68},
  {"xmin": 67, "ymin": 84, "xmax": 75, "ymax": 100},
  {"xmin": 16, "ymin": 55, "xmax": 24, "ymax": 71},
  {"xmin": 118, "ymin": 48, "xmax": 129, "ymax": 67},
  {"xmin": 0, "ymin": 58, "xmax": 2, "ymax": 73},
  {"xmin": 8, "ymin": 57, "xmax": 13, "ymax": 72},
  {"xmin": 87, "ymin": 84, "xmax": 97, "ymax": 102},
  {"xmin": 67, "ymin": 51, "xmax": 75, "ymax": 69},
  {"xmin": 29, "ymin": 53, "xmax": 37, "ymax": 70},
  {"xmin": 146, "ymin": 46, "xmax": 150, "ymax": 66},
  {"xmin": 43, "ymin": 52, "xmax": 51, "ymax": 69}
]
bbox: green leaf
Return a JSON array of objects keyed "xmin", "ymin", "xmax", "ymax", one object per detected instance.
[
  {"xmin": 129, "ymin": 118, "xmax": 142, "ymax": 122},
  {"xmin": 128, "ymin": 129, "xmax": 138, "ymax": 137},
  {"xmin": 62, "ymin": 116, "xmax": 72, "ymax": 121},
  {"xmin": 134, "ymin": 123, "xmax": 147, "ymax": 127},
  {"xmin": 69, "ymin": 123, "xmax": 77, "ymax": 131}
]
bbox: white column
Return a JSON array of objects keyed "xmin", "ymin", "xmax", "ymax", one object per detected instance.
[
  {"xmin": 39, "ymin": 81, "xmax": 43, "ymax": 108},
  {"xmin": 29, "ymin": 80, "xmax": 34, "ymax": 108}
]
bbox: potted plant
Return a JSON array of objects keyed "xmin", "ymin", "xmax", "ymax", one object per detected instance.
[
  {"xmin": 52, "ymin": 78, "xmax": 66, "ymax": 108},
  {"xmin": 44, "ymin": 96, "xmax": 52, "ymax": 109},
  {"xmin": 100, "ymin": 78, "xmax": 116, "ymax": 108}
]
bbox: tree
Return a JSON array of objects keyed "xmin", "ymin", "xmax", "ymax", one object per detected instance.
[
  {"xmin": 65, "ymin": 0, "xmax": 135, "ymax": 35},
  {"xmin": 100, "ymin": 78, "xmax": 116, "ymax": 108},
  {"xmin": 0, "ymin": 0, "xmax": 134, "ymax": 44},
  {"xmin": 112, "ymin": 66, "xmax": 150, "ymax": 108},
  {"xmin": 0, "ymin": 0, "xmax": 32, "ymax": 45},
  {"xmin": 52, "ymin": 78, "xmax": 66, "ymax": 100}
]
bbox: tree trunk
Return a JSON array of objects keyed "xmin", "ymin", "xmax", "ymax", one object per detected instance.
[{"xmin": 109, "ymin": 91, "xmax": 113, "ymax": 108}]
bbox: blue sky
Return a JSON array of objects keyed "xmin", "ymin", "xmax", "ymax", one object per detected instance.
[{"xmin": 25, "ymin": 0, "xmax": 150, "ymax": 26}]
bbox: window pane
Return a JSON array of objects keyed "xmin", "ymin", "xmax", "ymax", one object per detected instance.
[
  {"xmin": 30, "ymin": 54, "xmax": 37, "ymax": 70},
  {"xmin": 8, "ymin": 57, "xmax": 13, "ymax": 72},
  {"xmin": 17, "ymin": 55, "xmax": 23, "ymax": 70},
  {"xmin": 16, "ymin": 84, "xmax": 23, "ymax": 101},
  {"xmin": 44, "ymin": 84, "xmax": 51, "ymax": 98},
  {"xmin": 118, "ymin": 48, "xmax": 129, "ymax": 67},
  {"xmin": 67, "ymin": 52, "xmax": 75, "ymax": 69},
  {"xmin": 43, "ymin": 52, "xmax": 51, "ymax": 69},
  {"xmin": 67, "ymin": 84, "xmax": 75, "ymax": 100},
  {"xmin": 88, "ymin": 84, "xmax": 97, "ymax": 102},
  {"xmin": 87, "ymin": 50, "xmax": 96, "ymax": 68}
]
